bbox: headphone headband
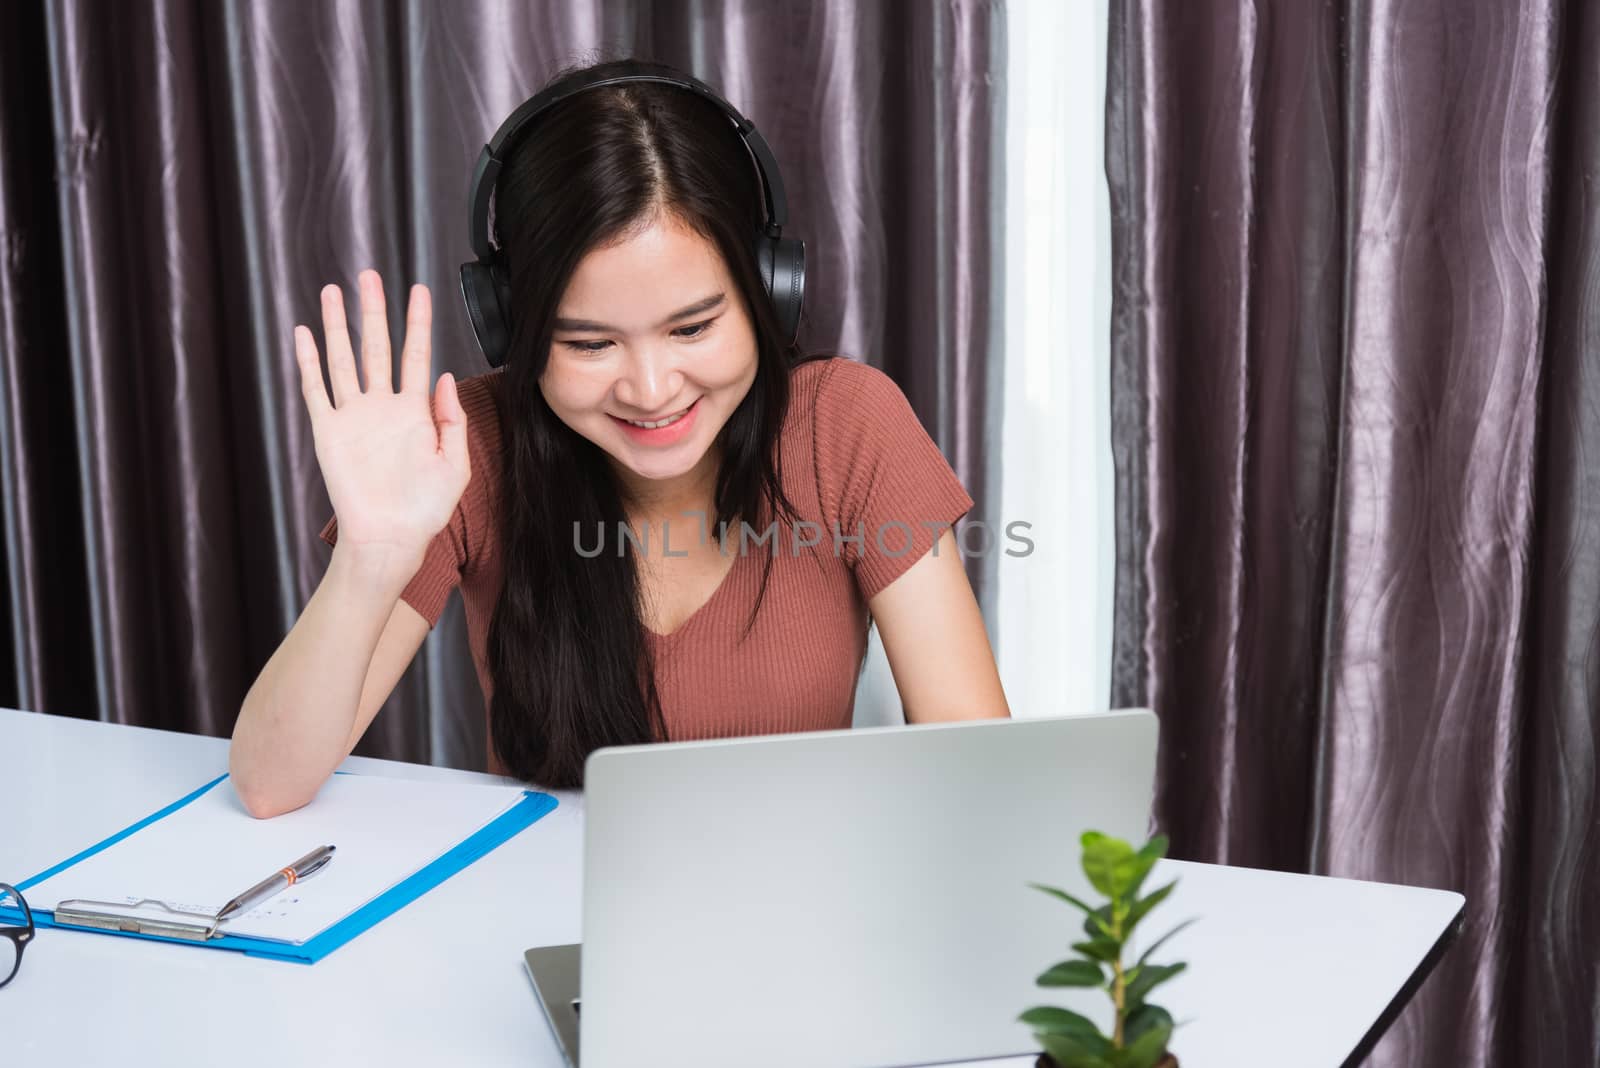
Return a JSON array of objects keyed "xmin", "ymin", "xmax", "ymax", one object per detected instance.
[
  {"xmin": 467, "ymin": 62, "xmax": 789, "ymax": 260},
  {"xmin": 460, "ymin": 60, "xmax": 806, "ymax": 366}
]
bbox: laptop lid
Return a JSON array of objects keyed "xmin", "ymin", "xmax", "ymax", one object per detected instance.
[{"xmin": 577, "ymin": 709, "xmax": 1160, "ymax": 1067}]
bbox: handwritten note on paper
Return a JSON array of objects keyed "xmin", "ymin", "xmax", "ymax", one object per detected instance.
[{"xmin": 27, "ymin": 773, "xmax": 529, "ymax": 944}]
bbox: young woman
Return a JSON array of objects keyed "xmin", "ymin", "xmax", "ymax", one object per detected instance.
[{"xmin": 229, "ymin": 59, "xmax": 1009, "ymax": 817}]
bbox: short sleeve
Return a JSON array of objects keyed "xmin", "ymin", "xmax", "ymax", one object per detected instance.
[
  {"xmin": 812, "ymin": 358, "xmax": 976, "ymax": 601},
  {"xmin": 319, "ymin": 510, "xmax": 466, "ymax": 628}
]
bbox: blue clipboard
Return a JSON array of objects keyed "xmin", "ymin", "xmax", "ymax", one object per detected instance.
[{"xmin": 0, "ymin": 772, "xmax": 558, "ymax": 964}]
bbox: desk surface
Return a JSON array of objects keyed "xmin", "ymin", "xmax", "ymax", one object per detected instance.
[{"xmin": 2, "ymin": 708, "xmax": 1463, "ymax": 1067}]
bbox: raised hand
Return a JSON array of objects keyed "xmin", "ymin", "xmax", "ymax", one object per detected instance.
[{"xmin": 294, "ymin": 269, "xmax": 470, "ymax": 566}]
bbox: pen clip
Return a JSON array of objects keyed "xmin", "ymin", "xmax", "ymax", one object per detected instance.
[{"xmin": 298, "ymin": 850, "xmax": 335, "ymax": 880}]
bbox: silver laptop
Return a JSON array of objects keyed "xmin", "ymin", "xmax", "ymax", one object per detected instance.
[{"xmin": 524, "ymin": 709, "xmax": 1159, "ymax": 1067}]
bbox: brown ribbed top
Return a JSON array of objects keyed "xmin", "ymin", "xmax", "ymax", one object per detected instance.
[{"xmin": 321, "ymin": 355, "xmax": 973, "ymax": 774}]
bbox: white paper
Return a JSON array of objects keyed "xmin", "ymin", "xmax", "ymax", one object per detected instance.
[{"xmin": 28, "ymin": 772, "xmax": 530, "ymax": 944}]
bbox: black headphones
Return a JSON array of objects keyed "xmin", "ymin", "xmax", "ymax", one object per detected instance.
[{"xmin": 459, "ymin": 61, "xmax": 806, "ymax": 368}]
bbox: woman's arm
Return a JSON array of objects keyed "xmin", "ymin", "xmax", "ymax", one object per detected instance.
[
  {"xmin": 229, "ymin": 271, "xmax": 469, "ymax": 816},
  {"xmin": 229, "ymin": 546, "xmax": 430, "ymax": 818},
  {"xmin": 868, "ymin": 529, "xmax": 1011, "ymax": 723}
]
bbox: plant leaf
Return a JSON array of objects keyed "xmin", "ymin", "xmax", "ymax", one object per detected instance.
[
  {"xmin": 1123, "ymin": 1003, "xmax": 1174, "ymax": 1046},
  {"xmin": 1072, "ymin": 938, "xmax": 1121, "ymax": 963},
  {"xmin": 1110, "ymin": 855, "xmax": 1154, "ymax": 902},
  {"xmin": 1123, "ymin": 879, "xmax": 1178, "ymax": 941},
  {"xmin": 1110, "ymin": 836, "xmax": 1162, "ymax": 901},
  {"xmin": 1029, "ymin": 881, "xmax": 1098, "ymax": 915},
  {"xmin": 1081, "ymin": 833, "xmax": 1135, "ymax": 898},
  {"xmin": 1037, "ymin": 959, "xmax": 1105, "ymax": 987},
  {"xmin": 1140, "ymin": 833, "xmax": 1170, "ymax": 862},
  {"xmin": 1117, "ymin": 834, "xmax": 1170, "ymax": 900},
  {"xmin": 1135, "ymin": 917, "xmax": 1198, "ymax": 967},
  {"xmin": 1082, "ymin": 903, "xmax": 1118, "ymax": 941},
  {"xmin": 1125, "ymin": 962, "xmax": 1187, "ymax": 1007},
  {"xmin": 1038, "ymin": 1033, "xmax": 1116, "ymax": 1068},
  {"xmin": 1019, "ymin": 1006, "xmax": 1101, "ymax": 1038},
  {"xmin": 1119, "ymin": 1021, "xmax": 1174, "ymax": 1068}
]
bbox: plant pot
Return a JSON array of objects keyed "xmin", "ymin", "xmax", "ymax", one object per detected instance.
[{"xmin": 1036, "ymin": 1056, "xmax": 1178, "ymax": 1068}]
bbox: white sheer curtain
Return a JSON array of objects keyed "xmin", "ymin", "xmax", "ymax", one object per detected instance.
[
  {"xmin": 857, "ymin": 0, "xmax": 1107, "ymax": 725},
  {"xmin": 855, "ymin": 0, "xmax": 1112, "ymax": 726},
  {"xmin": 994, "ymin": 0, "xmax": 1114, "ymax": 719}
]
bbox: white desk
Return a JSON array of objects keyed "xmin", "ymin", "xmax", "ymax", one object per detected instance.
[{"xmin": 2, "ymin": 708, "xmax": 1463, "ymax": 1067}]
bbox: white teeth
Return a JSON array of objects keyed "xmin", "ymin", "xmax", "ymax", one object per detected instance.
[{"xmin": 625, "ymin": 406, "xmax": 690, "ymax": 429}]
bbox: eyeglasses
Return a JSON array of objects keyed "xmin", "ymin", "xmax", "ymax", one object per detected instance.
[{"xmin": 0, "ymin": 883, "xmax": 34, "ymax": 988}]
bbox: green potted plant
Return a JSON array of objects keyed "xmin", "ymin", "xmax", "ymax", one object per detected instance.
[{"xmin": 1019, "ymin": 831, "xmax": 1193, "ymax": 1068}]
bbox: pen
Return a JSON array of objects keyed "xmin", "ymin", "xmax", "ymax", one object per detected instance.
[{"xmin": 213, "ymin": 845, "xmax": 336, "ymax": 925}]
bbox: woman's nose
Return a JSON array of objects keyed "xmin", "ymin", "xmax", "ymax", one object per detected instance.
[{"xmin": 612, "ymin": 345, "xmax": 684, "ymax": 414}]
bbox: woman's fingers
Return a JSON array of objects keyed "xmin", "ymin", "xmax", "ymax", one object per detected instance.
[
  {"xmin": 322, "ymin": 283, "xmax": 360, "ymax": 405},
  {"xmin": 358, "ymin": 269, "xmax": 393, "ymax": 393},
  {"xmin": 293, "ymin": 324, "xmax": 332, "ymax": 418},
  {"xmin": 399, "ymin": 284, "xmax": 433, "ymax": 396},
  {"xmin": 434, "ymin": 372, "xmax": 469, "ymax": 473}
]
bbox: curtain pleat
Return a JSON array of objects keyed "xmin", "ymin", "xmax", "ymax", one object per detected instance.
[{"xmin": 1109, "ymin": 1, "xmax": 1600, "ymax": 1064}]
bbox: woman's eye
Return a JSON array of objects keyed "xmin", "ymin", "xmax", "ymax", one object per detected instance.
[
  {"xmin": 674, "ymin": 320, "xmax": 715, "ymax": 340},
  {"xmin": 560, "ymin": 319, "xmax": 714, "ymax": 353}
]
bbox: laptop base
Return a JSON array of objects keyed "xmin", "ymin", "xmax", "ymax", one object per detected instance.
[{"xmin": 524, "ymin": 943, "xmax": 582, "ymax": 1066}]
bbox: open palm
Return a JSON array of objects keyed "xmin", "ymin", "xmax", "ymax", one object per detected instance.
[{"xmin": 295, "ymin": 270, "xmax": 470, "ymax": 561}]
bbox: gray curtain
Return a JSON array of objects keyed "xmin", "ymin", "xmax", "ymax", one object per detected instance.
[
  {"xmin": 1108, "ymin": 2, "xmax": 1599, "ymax": 1066},
  {"xmin": 0, "ymin": 0, "xmax": 1004, "ymax": 770}
]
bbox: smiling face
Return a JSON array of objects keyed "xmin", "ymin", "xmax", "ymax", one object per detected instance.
[{"xmin": 539, "ymin": 209, "xmax": 760, "ymax": 507}]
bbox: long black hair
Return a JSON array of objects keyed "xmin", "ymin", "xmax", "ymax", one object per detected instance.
[{"xmin": 485, "ymin": 58, "xmax": 814, "ymax": 788}]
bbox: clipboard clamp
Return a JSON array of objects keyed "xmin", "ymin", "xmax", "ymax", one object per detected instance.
[{"xmin": 53, "ymin": 898, "xmax": 225, "ymax": 942}]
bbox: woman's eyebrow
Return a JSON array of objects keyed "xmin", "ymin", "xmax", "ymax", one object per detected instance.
[{"xmin": 553, "ymin": 292, "xmax": 726, "ymax": 332}]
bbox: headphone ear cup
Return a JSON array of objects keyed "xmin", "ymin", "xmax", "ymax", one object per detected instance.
[
  {"xmin": 756, "ymin": 235, "xmax": 806, "ymax": 346},
  {"xmin": 459, "ymin": 257, "xmax": 513, "ymax": 368}
]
